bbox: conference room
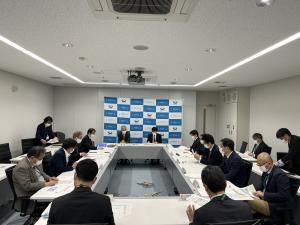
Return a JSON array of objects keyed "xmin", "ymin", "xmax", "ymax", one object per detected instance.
[{"xmin": 1, "ymin": 0, "xmax": 300, "ymax": 225}]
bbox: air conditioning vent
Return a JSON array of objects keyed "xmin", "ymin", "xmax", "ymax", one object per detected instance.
[
  {"xmin": 111, "ymin": 0, "xmax": 173, "ymax": 15},
  {"xmin": 87, "ymin": 0, "xmax": 199, "ymax": 22}
]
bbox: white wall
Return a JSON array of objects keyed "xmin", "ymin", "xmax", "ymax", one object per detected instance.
[
  {"xmin": 53, "ymin": 87, "xmax": 197, "ymax": 146},
  {"xmin": 250, "ymin": 75, "xmax": 300, "ymax": 159},
  {"xmin": 0, "ymin": 70, "xmax": 54, "ymax": 156}
]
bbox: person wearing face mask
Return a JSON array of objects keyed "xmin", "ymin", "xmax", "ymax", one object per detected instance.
[
  {"xmin": 147, "ymin": 127, "xmax": 162, "ymax": 144},
  {"xmin": 49, "ymin": 138, "xmax": 78, "ymax": 177},
  {"xmin": 79, "ymin": 128, "xmax": 97, "ymax": 153},
  {"xmin": 197, "ymin": 134, "xmax": 223, "ymax": 166},
  {"xmin": 69, "ymin": 131, "xmax": 87, "ymax": 164},
  {"xmin": 220, "ymin": 138, "xmax": 247, "ymax": 187},
  {"xmin": 186, "ymin": 166, "xmax": 252, "ymax": 225},
  {"xmin": 12, "ymin": 146, "xmax": 58, "ymax": 211},
  {"xmin": 35, "ymin": 116, "xmax": 55, "ymax": 145},
  {"xmin": 117, "ymin": 125, "xmax": 131, "ymax": 143},
  {"xmin": 247, "ymin": 133, "xmax": 271, "ymax": 158},
  {"xmin": 275, "ymin": 128, "xmax": 300, "ymax": 175},
  {"xmin": 248, "ymin": 153, "xmax": 291, "ymax": 220},
  {"xmin": 188, "ymin": 130, "xmax": 205, "ymax": 155},
  {"xmin": 48, "ymin": 159, "xmax": 115, "ymax": 225}
]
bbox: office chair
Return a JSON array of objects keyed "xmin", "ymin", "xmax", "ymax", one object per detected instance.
[
  {"xmin": 243, "ymin": 160, "xmax": 253, "ymax": 187},
  {"xmin": 276, "ymin": 152, "xmax": 288, "ymax": 161},
  {"xmin": 48, "ymin": 223, "xmax": 109, "ymax": 225},
  {"xmin": 0, "ymin": 143, "xmax": 12, "ymax": 163},
  {"xmin": 42, "ymin": 151, "xmax": 52, "ymax": 175},
  {"xmin": 239, "ymin": 141, "xmax": 248, "ymax": 153},
  {"xmin": 21, "ymin": 138, "xmax": 36, "ymax": 154},
  {"xmin": 208, "ymin": 219, "xmax": 261, "ymax": 225},
  {"xmin": 5, "ymin": 166, "xmax": 31, "ymax": 216},
  {"xmin": 55, "ymin": 131, "xmax": 66, "ymax": 143}
]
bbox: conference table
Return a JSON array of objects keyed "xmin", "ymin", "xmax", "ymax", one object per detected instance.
[{"xmin": 35, "ymin": 144, "xmax": 277, "ymax": 225}]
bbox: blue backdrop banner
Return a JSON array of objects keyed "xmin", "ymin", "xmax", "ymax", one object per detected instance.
[{"xmin": 103, "ymin": 97, "xmax": 182, "ymax": 145}]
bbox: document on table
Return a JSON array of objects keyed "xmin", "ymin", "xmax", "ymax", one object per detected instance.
[
  {"xmin": 45, "ymin": 184, "xmax": 73, "ymax": 194},
  {"xmin": 186, "ymin": 194, "xmax": 209, "ymax": 208},
  {"xmin": 225, "ymin": 182, "xmax": 257, "ymax": 200},
  {"xmin": 112, "ymin": 203, "xmax": 132, "ymax": 219}
]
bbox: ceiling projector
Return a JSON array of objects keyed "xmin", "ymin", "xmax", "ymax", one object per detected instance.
[{"xmin": 127, "ymin": 70, "xmax": 145, "ymax": 85}]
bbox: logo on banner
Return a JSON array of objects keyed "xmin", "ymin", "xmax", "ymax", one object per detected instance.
[{"xmin": 172, "ymin": 100, "xmax": 178, "ymax": 105}]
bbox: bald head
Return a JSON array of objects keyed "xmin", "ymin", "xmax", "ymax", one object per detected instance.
[{"xmin": 257, "ymin": 153, "xmax": 274, "ymax": 172}]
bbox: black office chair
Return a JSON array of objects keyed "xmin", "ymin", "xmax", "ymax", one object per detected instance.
[
  {"xmin": 208, "ymin": 219, "xmax": 261, "ymax": 225},
  {"xmin": 55, "ymin": 131, "xmax": 66, "ymax": 143},
  {"xmin": 276, "ymin": 152, "xmax": 288, "ymax": 161},
  {"xmin": 21, "ymin": 138, "xmax": 36, "ymax": 154},
  {"xmin": 239, "ymin": 141, "xmax": 248, "ymax": 154},
  {"xmin": 5, "ymin": 166, "xmax": 31, "ymax": 216},
  {"xmin": 0, "ymin": 143, "xmax": 12, "ymax": 163},
  {"xmin": 243, "ymin": 160, "xmax": 253, "ymax": 187},
  {"xmin": 42, "ymin": 151, "xmax": 52, "ymax": 175}
]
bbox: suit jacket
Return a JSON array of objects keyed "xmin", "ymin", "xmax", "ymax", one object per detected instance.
[
  {"xmin": 68, "ymin": 144, "xmax": 82, "ymax": 165},
  {"xmin": 78, "ymin": 135, "xmax": 97, "ymax": 153},
  {"xmin": 117, "ymin": 130, "xmax": 130, "ymax": 143},
  {"xmin": 221, "ymin": 151, "xmax": 247, "ymax": 187},
  {"xmin": 200, "ymin": 145, "xmax": 223, "ymax": 166},
  {"xmin": 49, "ymin": 148, "xmax": 73, "ymax": 177},
  {"xmin": 48, "ymin": 186, "xmax": 115, "ymax": 225},
  {"xmin": 147, "ymin": 133, "xmax": 162, "ymax": 143},
  {"xmin": 191, "ymin": 195, "xmax": 252, "ymax": 225},
  {"xmin": 258, "ymin": 166, "xmax": 292, "ymax": 216},
  {"xmin": 35, "ymin": 122, "xmax": 54, "ymax": 145},
  {"xmin": 190, "ymin": 137, "xmax": 205, "ymax": 155},
  {"xmin": 281, "ymin": 135, "xmax": 300, "ymax": 175},
  {"xmin": 252, "ymin": 141, "xmax": 271, "ymax": 158},
  {"xmin": 13, "ymin": 157, "xmax": 49, "ymax": 197}
]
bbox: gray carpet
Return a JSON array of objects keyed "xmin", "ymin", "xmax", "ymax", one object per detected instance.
[{"xmin": 107, "ymin": 162, "xmax": 176, "ymax": 197}]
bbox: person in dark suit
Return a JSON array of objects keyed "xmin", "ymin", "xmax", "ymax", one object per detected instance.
[
  {"xmin": 117, "ymin": 125, "xmax": 130, "ymax": 143},
  {"xmin": 48, "ymin": 159, "xmax": 115, "ymax": 225},
  {"xmin": 248, "ymin": 152, "xmax": 291, "ymax": 219},
  {"xmin": 186, "ymin": 166, "xmax": 253, "ymax": 225},
  {"xmin": 78, "ymin": 128, "xmax": 97, "ymax": 153},
  {"xmin": 248, "ymin": 133, "xmax": 271, "ymax": 158},
  {"xmin": 220, "ymin": 138, "xmax": 247, "ymax": 187},
  {"xmin": 188, "ymin": 130, "xmax": 205, "ymax": 155},
  {"xmin": 276, "ymin": 128, "xmax": 300, "ymax": 175},
  {"xmin": 198, "ymin": 134, "xmax": 223, "ymax": 166},
  {"xmin": 69, "ymin": 131, "xmax": 87, "ymax": 165},
  {"xmin": 147, "ymin": 127, "xmax": 162, "ymax": 143},
  {"xmin": 35, "ymin": 116, "xmax": 55, "ymax": 145},
  {"xmin": 49, "ymin": 138, "xmax": 77, "ymax": 177}
]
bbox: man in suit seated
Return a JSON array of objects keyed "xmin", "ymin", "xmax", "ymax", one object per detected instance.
[
  {"xmin": 186, "ymin": 166, "xmax": 253, "ymax": 225},
  {"xmin": 194, "ymin": 134, "xmax": 223, "ymax": 166},
  {"xmin": 49, "ymin": 138, "xmax": 78, "ymax": 177},
  {"xmin": 117, "ymin": 125, "xmax": 130, "ymax": 143},
  {"xmin": 248, "ymin": 152, "xmax": 291, "ymax": 220},
  {"xmin": 147, "ymin": 127, "xmax": 162, "ymax": 144},
  {"xmin": 248, "ymin": 133, "xmax": 271, "ymax": 158},
  {"xmin": 35, "ymin": 116, "xmax": 55, "ymax": 146},
  {"xmin": 220, "ymin": 138, "xmax": 247, "ymax": 187},
  {"xmin": 13, "ymin": 146, "xmax": 58, "ymax": 212},
  {"xmin": 188, "ymin": 130, "xmax": 205, "ymax": 155},
  {"xmin": 48, "ymin": 159, "xmax": 115, "ymax": 225},
  {"xmin": 78, "ymin": 128, "xmax": 97, "ymax": 153}
]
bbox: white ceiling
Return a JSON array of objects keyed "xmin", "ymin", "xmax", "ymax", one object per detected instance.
[{"xmin": 0, "ymin": 0, "xmax": 300, "ymax": 90}]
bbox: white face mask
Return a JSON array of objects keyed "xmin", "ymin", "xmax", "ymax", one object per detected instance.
[
  {"xmin": 191, "ymin": 136, "xmax": 196, "ymax": 140},
  {"xmin": 259, "ymin": 165, "xmax": 268, "ymax": 173},
  {"xmin": 283, "ymin": 139, "xmax": 287, "ymax": 143},
  {"xmin": 254, "ymin": 140, "xmax": 258, "ymax": 145},
  {"xmin": 76, "ymin": 138, "xmax": 82, "ymax": 144},
  {"xmin": 90, "ymin": 134, "xmax": 95, "ymax": 139},
  {"xmin": 45, "ymin": 123, "xmax": 52, "ymax": 127},
  {"xmin": 204, "ymin": 144, "xmax": 210, "ymax": 149},
  {"xmin": 35, "ymin": 160, "xmax": 43, "ymax": 166},
  {"xmin": 122, "ymin": 131, "xmax": 126, "ymax": 135},
  {"xmin": 200, "ymin": 140, "xmax": 204, "ymax": 145}
]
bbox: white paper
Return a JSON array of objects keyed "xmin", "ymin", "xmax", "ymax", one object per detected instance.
[{"xmin": 112, "ymin": 203, "xmax": 132, "ymax": 219}]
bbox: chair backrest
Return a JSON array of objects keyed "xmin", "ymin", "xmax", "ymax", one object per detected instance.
[
  {"xmin": 243, "ymin": 160, "xmax": 253, "ymax": 187},
  {"xmin": 0, "ymin": 143, "xmax": 12, "ymax": 163},
  {"xmin": 239, "ymin": 141, "xmax": 248, "ymax": 153},
  {"xmin": 208, "ymin": 219, "xmax": 261, "ymax": 225},
  {"xmin": 55, "ymin": 131, "xmax": 66, "ymax": 143},
  {"xmin": 5, "ymin": 166, "xmax": 17, "ymax": 205},
  {"xmin": 266, "ymin": 146, "xmax": 272, "ymax": 155},
  {"xmin": 21, "ymin": 138, "xmax": 36, "ymax": 154},
  {"xmin": 277, "ymin": 152, "xmax": 288, "ymax": 161}
]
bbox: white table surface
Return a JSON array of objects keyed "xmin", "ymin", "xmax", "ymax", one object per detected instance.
[{"xmin": 0, "ymin": 163, "xmax": 16, "ymax": 181}]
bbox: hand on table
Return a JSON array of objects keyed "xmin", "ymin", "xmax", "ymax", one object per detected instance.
[
  {"xmin": 253, "ymin": 191, "xmax": 264, "ymax": 198},
  {"xmin": 41, "ymin": 139, "xmax": 47, "ymax": 145},
  {"xmin": 49, "ymin": 177, "xmax": 58, "ymax": 181},
  {"xmin": 186, "ymin": 204, "xmax": 195, "ymax": 223},
  {"xmin": 45, "ymin": 179, "xmax": 58, "ymax": 187},
  {"xmin": 193, "ymin": 153, "xmax": 201, "ymax": 160}
]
